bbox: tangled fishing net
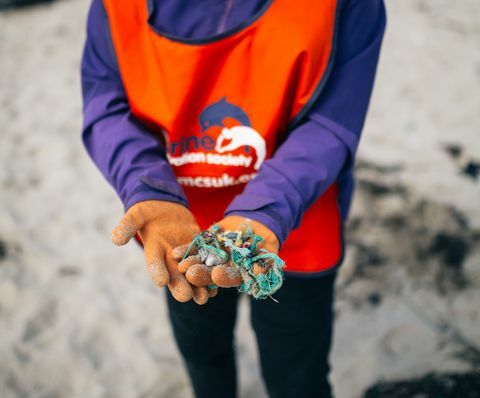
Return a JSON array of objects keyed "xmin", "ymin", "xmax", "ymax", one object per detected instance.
[{"xmin": 182, "ymin": 225, "xmax": 285, "ymax": 299}]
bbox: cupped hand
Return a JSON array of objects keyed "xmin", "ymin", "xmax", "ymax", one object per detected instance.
[
  {"xmin": 111, "ymin": 200, "xmax": 204, "ymax": 303},
  {"xmin": 176, "ymin": 215, "xmax": 279, "ymax": 289}
]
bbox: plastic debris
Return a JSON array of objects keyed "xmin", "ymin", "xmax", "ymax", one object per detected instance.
[{"xmin": 183, "ymin": 225, "xmax": 285, "ymax": 299}]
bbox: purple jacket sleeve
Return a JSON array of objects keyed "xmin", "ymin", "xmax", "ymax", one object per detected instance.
[
  {"xmin": 225, "ymin": 0, "xmax": 387, "ymax": 245},
  {"xmin": 81, "ymin": 0, "xmax": 188, "ymax": 211}
]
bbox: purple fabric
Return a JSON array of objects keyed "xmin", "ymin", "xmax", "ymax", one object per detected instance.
[
  {"xmin": 148, "ymin": 0, "xmax": 267, "ymax": 39},
  {"xmin": 81, "ymin": 0, "xmax": 386, "ymax": 245},
  {"xmin": 81, "ymin": 0, "xmax": 188, "ymax": 209}
]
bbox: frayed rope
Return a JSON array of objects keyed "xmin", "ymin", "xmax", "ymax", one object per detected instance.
[{"xmin": 182, "ymin": 225, "xmax": 285, "ymax": 299}]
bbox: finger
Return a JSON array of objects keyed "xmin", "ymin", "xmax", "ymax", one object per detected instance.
[
  {"xmin": 192, "ymin": 286, "xmax": 209, "ymax": 305},
  {"xmin": 165, "ymin": 252, "xmax": 193, "ymax": 302},
  {"xmin": 111, "ymin": 207, "xmax": 145, "ymax": 246},
  {"xmin": 167, "ymin": 274, "xmax": 193, "ymax": 303},
  {"xmin": 143, "ymin": 239, "xmax": 169, "ymax": 287},
  {"xmin": 211, "ymin": 264, "xmax": 243, "ymax": 288},
  {"xmin": 208, "ymin": 287, "xmax": 218, "ymax": 298},
  {"xmin": 185, "ymin": 263, "xmax": 213, "ymax": 287},
  {"xmin": 178, "ymin": 255, "xmax": 201, "ymax": 273},
  {"xmin": 172, "ymin": 243, "xmax": 197, "ymax": 261}
]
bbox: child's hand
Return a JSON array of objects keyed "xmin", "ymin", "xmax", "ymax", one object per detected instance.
[
  {"xmin": 175, "ymin": 216, "xmax": 279, "ymax": 289},
  {"xmin": 111, "ymin": 200, "xmax": 205, "ymax": 303}
]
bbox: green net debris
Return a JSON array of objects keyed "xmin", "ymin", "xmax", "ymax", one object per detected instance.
[{"xmin": 182, "ymin": 225, "xmax": 285, "ymax": 299}]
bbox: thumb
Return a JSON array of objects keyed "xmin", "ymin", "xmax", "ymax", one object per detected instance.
[{"xmin": 111, "ymin": 207, "xmax": 145, "ymax": 246}]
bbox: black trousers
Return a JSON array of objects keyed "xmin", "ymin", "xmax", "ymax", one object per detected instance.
[{"xmin": 166, "ymin": 272, "xmax": 336, "ymax": 398}]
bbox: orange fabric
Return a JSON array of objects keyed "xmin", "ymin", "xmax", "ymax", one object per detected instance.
[{"xmin": 104, "ymin": 0, "xmax": 342, "ymax": 274}]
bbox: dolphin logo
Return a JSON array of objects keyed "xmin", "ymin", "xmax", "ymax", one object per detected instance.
[
  {"xmin": 216, "ymin": 126, "xmax": 266, "ymax": 170},
  {"xmin": 199, "ymin": 97, "xmax": 251, "ymax": 132},
  {"xmin": 199, "ymin": 97, "xmax": 267, "ymax": 170}
]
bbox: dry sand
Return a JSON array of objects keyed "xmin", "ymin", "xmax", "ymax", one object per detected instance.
[{"xmin": 1, "ymin": 1, "xmax": 479, "ymax": 397}]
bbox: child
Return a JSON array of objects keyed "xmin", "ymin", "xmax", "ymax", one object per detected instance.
[{"xmin": 81, "ymin": 0, "xmax": 386, "ymax": 396}]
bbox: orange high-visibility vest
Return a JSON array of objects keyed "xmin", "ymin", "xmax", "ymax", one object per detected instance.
[{"xmin": 104, "ymin": 0, "xmax": 343, "ymax": 274}]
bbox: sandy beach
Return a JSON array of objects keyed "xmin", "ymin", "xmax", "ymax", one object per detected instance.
[{"xmin": 1, "ymin": 1, "xmax": 479, "ymax": 397}]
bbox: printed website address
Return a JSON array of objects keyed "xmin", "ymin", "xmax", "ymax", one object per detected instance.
[{"xmin": 177, "ymin": 173, "xmax": 257, "ymax": 188}]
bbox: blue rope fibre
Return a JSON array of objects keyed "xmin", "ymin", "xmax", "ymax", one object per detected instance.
[{"xmin": 182, "ymin": 225, "xmax": 285, "ymax": 299}]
